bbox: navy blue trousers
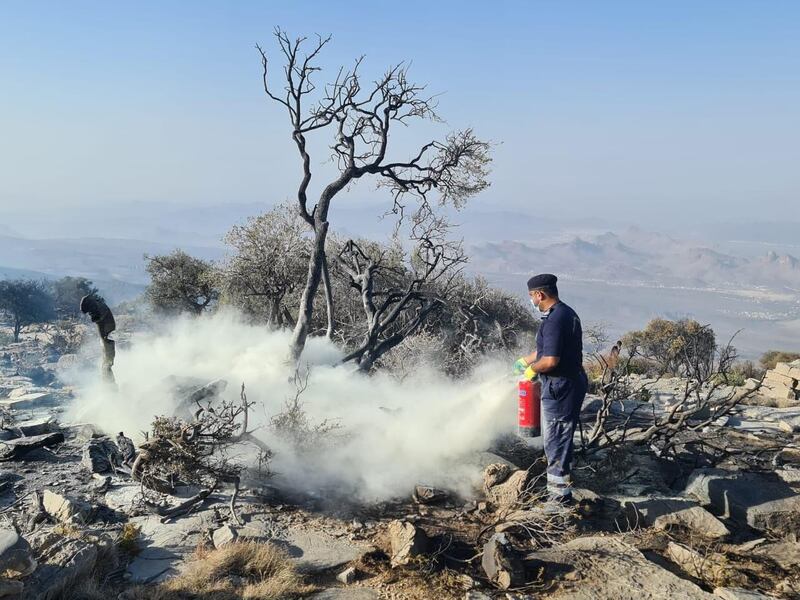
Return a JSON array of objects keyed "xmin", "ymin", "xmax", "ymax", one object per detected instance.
[{"xmin": 540, "ymin": 372, "xmax": 588, "ymax": 501}]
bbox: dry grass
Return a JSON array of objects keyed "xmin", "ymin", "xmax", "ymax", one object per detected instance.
[
  {"xmin": 117, "ymin": 523, "xmax": 142, "ymax": 556},
  {"xmin": 122, "ymin": 540, "xmax": 315, "ymax": 600},
  {"xmin": 58, "ymin": 579, "xmax": 107, "ymax": 600}
]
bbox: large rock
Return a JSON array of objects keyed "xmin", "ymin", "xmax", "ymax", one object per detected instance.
[
  {"xmin": 81, "ymin": 438, "xmax": 122, "ymax": 473},
  {"xmin": 0, "ymin": 392, "xmax": 53, "ymax": 410},
  {"xmin": 527, "ymin": 536, "xmax": 716, "ymax": 599},
  {"xmin": 0, "ymin": 432, "xmax": 64, "ymax": 461},
  {"xmin": 0, "ymin": 378, "xmax": 33, "ymax": 398},
  {"xmin": 15, "ymin": 417, "xmax": 59, "ymax": 437},
  {"xmin": 654, "ymin": 507, "xmax": 730, "ymax": 539},
  {"xmin": 6, "ymin": 387, "xmax": 49, "ymax": 399},
  {"xmin": 481, "ymin": 533, "xmax": 525, "ymax": 590},
  {"xmin": 736, "ymin": 406, "xmax": 800, "ymax": 433},
  {"xmin": 753, "ymin": 540, "xmax": 800, "ymax": 570},
  {"xmin": 22, "ymin": 536, "xmax": 99, "ymax": 600},
  {"xmin": 212, "ymin": 525, "xmax": 237, "ymax": 549},
  {"xmin": 776, "ymin": 467, "xmax": 800, "ymax": 484},
  {"xmin": 267, "ymin": 527, "xmax": 372, "ymax": 574},
  {"xmin": 483, "ymin": 463, "xmax": 513, "ymax": 489},
  {"xmin": 42, "ymin": 490, "xmax": 92, "ymax": 524},
  {"xmin": 103, "ymin": 483, "xmax": 143, "ymax": 514},
  {"xmin": 0, "ymin": 527, "xmax": 36, "ymax": 578},
  {"xmin": 759, "ymin": 363, "xmax": 800, "ymax": 405},
  {"xmin": 622, "ymin": 497, "xmax": 730, "ymax": 539},
  {"xmin": 336, "ymin": 566, "xmax": 357, "ymax": 584},
  {"xmin": 486, "ymin": 469, "xmax": 533, "ymax": 509},
  {"xmin": 685, "ymin": 468, "xmax": 800, "ymax": 535},
  {"xmin": 63, "ymin": 423, "xmax": 101, "ymax": 443},
  {"xmin": 713, "ymin": 588, "xmax": 773, "ymax": 599},
  {"xmin": 667, "ymin": 541, "xmax": 729, "ymax": 581},
  {"xmin": 387, "ymin": 520, "xmax": 429, "ymax": 567},
  {"xmin": 412, "ymin": 484, "xmax": 448, "ymax": 505},
  {"xmin": 126, "ymin": 513, "xmax": 212, "ymax": 583},
  {"xmin": 0, "ymin": 580, "xmax": 24, "ymax": 597},
  {"xmin": 775, "ymin": 360, "xmax": 800, "ymax": 379}
]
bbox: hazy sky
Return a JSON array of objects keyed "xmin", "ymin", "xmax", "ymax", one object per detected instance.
[{"xmin": 1, "ymin": 1, "xmax": 798, "ymax": 230}]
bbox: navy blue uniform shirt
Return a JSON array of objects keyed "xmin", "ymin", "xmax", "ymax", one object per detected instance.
[{"xmin": 535, "ymin": 301, "xmax": 584, "ymax": 378}]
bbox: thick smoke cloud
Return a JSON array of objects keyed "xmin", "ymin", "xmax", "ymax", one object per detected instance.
[{"xmin": 67, "ymin": 311, "xmax": 518, "ymax": 501}]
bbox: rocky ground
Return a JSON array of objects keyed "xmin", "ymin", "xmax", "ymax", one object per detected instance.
[{"xmin": 2, "ymin": 327, "xmax": 800, "ymax": 599}]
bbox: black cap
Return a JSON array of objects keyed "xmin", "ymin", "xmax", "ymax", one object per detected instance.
[{"xmin": 527, "ymin": 273, "xmax": 558, "ymax": 291}]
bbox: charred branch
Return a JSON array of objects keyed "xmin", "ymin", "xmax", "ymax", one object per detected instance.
[{"xmin": 257, "ymin": 29, "xmax": 490, "ymax": 363}]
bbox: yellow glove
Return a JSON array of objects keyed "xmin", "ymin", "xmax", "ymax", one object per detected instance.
[
  {"xmin": 524, "ymin": 365, "xmax": 537, "ymax": 381},
  {"xmin": 513, "ymin": 358, "xmax": 528, "ymax": 374}
]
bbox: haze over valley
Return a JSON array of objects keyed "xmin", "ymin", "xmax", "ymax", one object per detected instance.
[{"xmin": 2, "ymin": 200, "xmax": 797, "ymax": 357}]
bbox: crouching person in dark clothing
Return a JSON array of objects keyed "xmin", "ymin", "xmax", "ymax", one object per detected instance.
[
  {"xmin": 80, "ymin": 293, "xmax": 116, "ymax": 384},
  {"xmin": 513, "ymin": 273, "xmax": 587, "ymax": 506}
]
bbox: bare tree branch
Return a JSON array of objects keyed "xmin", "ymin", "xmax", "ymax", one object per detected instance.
[{"xmin": 257, "ymin": 30, "xmax": 491, "ymax": 363}]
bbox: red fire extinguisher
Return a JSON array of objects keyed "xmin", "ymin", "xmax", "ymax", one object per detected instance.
[{"xmin": 518, "ymin": 378, "xmax": 541, "ymax": 438}]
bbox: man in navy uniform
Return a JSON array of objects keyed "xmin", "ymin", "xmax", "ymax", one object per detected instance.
[{"xmin": 513, "ymin": 273, "xmax": 587, "ymax": 505}]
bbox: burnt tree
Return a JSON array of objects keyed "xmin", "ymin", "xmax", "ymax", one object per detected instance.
[
  {"xmin": 257, "ymin": 29, "xmax": 490, "ymax": 364},
  {"xmin": 336, "ymin": 212, "xmax": 466, "ymax": 372}
]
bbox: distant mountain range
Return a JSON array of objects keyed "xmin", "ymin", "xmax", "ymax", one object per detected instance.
[
  {"xmin": 469, "ymin": 228, "xmax": 800, "ymax": 291},
  {"xmin": 2, "ymin": 201, "xmax": 799, "ymax": 309}
]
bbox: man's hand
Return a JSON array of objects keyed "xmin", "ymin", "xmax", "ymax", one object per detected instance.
[
  {"xmin": 513, "ymin": 358, "xmax": 528, "ymax": 374},
  {"xmin": 524, "ymin": 365, "xmax": 537, "ymax": 380}
]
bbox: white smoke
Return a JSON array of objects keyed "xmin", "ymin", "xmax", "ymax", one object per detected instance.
[{"xmin": 67, "ymin": 310, "xmax": 518, "ymax": 502}]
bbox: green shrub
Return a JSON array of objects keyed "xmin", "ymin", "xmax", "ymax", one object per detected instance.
[{"xmin": 622, "ymin": 318, "xmax": 716, "ymax": 377}]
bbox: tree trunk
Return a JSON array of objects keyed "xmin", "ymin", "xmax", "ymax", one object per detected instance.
[
  {"xmin": 267, "ymin": 297, "xmax": 282, "ymax": 328},
  {"xmin": 289, "ymin": 221, "xmax": 329, "ymax": 363},
  {"xmin": 320, "ymin": 252, "xmax": 334, "ymax": 340},
  {"xmin": 288, "ymin": 169, "xmax": 352, "ymax": 363},
  {"xmin": 13, "ymin": 318, "xmax": 21, "ymax": 343}
]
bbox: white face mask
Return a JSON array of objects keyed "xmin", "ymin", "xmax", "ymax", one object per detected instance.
[{"xmin": 530, "ymin": 297, "xmax": 542, "ymax": 313}]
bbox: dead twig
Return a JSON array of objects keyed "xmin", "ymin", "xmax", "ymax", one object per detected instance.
[{"xmin": 159, "ymin": 484, "xmax": 218, "ymax": 523}]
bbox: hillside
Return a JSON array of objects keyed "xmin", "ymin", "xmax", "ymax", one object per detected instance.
[{"xmin": 469, "ymin": 228, "xmax": 800, "ymax": 291}]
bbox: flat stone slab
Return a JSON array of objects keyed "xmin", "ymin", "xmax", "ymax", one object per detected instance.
[
  {"xmin": 126, "ymin": 512, "xmax": 214, "ymax": 583},
  {"xmin": 16, "ymin": 417, "xmax": 59, "ymax": 437},
  {"xmin": 622, "ymin": 497, "xmax": 697, "ymax": 526},
  {"xmin": 713, "ymin": 588, "xmax": 774, "ymax": 599},
  {"xmin": 777, "ymin": 467, "xmax": 800, "ymax": 484},
  {"xmin": 725, "ymin": 418, "xmax": 787, "ymax": 434},
  {"xmin": 622, "ymin": 497, "xmax": 729, "ymax": 538},
  {"xmin": 310, "ymin": 590, "xmax": 380, "ymax": 599},
  {"xmin": 754, "ymin": 541, "xmax": 800, "ymax": 570},
  {"xmin": 0, "ymin": 378, "xmax": 33, "ymax": 396},
  {"xmin": 527, "ymin": 535, "xmax": 716, "ymax": 599},
  {"xmin": 7, "ymin": 386, "xmax": 51, "ymax": 399},
  {"xmin": 0, "ymin": 431, "xmax": 64, "ymax": 461},
  {"xmin": 104, "ymin": 483, "xmax": 144, "ymax": 513},
  {"xmin": 0, "ymin": 392, "xmax": 53, "ymax": 409},
  {"xmin": 653, "ymin": 506, "xmax": 730, "ymax": 539},
  {"xmin": 273, "ymin": 528, "xmax": 371, "ymax": 573},
  {"xmin": 737, "ymin": 406, "xmax": 800, "ymax": 432},
  {"xmin": 685, "ymin": 468, "xmax": 800, "ymax": 535}
]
